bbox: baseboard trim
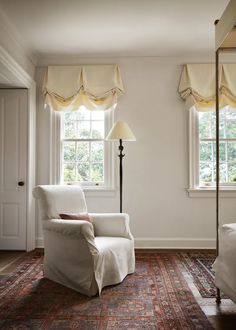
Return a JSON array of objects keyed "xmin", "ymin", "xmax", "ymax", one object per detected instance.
[
  {"xmin": 36, "ymin": 236, "xmax": 216, "ymax": 249},
  {"xmin": 134, "ymin": 238, "xmax": 216, "ymax": 249}
]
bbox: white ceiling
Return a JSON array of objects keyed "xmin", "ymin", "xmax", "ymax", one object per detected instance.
[{"xmin": 0, "ymin": 0, "xmax": 230, "ymax": 59}]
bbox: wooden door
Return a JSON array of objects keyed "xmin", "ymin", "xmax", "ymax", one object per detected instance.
[{"xmin": 0, "ymin": 89, "xmax": 27, "ymax": 250}]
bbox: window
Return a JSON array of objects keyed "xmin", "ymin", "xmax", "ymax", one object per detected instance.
[
  {"xmin": 189, "ymin": 106, "xmax": 236, "ymax": 191},
  {"xmin": 60, "ymin": 106, "xmax": 114, "ymax": 188}
]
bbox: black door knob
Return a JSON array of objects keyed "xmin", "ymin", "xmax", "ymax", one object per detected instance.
[{"xmin": 18, "ymin": 181, "xmax": 25, "ymax": 186}]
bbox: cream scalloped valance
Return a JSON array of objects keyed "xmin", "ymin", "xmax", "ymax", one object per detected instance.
[
  {"xmin": 43, "ymin": 64, "xmax": 124, "ymax": 111},
  {"xmin": 178, "ymin": 64, "xmax": 236, "ymax": 111}
]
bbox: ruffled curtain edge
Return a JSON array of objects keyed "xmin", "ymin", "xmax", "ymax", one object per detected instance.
[
  {"xmin": 178, "ymin": 64, "xmax": 236, "ymax": 111},
  {"xmin": 43, "ymin": 64, "xmax": 124, "ymax": 112}
]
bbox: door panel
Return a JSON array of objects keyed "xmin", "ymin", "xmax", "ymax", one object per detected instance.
[
  {"xmin": 0, "ymin": 89, "xmax": 27, "ymax": 250},
  {"xmin": 2, "ymin": 203, "xmax": 19, "ymax": 236}
]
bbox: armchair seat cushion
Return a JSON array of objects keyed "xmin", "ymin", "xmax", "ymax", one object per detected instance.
[{"xmin": 95, "ymin": 236, "xmax": 132, "ymax": 252}]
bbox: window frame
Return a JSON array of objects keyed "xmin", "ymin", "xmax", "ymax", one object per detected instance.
[
  {"xmin": 49, "ymin": 107, "xmax": 115, "ymax": 194},
  {"xmin": 188, "ymin": 107, "xmax": 236, "ymax": 197}
]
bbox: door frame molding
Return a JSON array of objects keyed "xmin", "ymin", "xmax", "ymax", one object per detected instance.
[{"xmin": 0, "ymin": 45, "xmax": 36, "ymax": 251}]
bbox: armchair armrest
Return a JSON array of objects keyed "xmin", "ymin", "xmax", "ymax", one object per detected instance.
[
  {"xmin": 43, "ymin": 219, "xmax": 98, "ymax": 254},
  {"xmin": 43, "ymin": 218, "xmax": 96, "ymax": 242},
  {"xmin": 89, "ymin": 213, "xmax": 133, "ymax": 239}
]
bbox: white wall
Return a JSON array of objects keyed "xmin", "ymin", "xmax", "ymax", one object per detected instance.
[
  {"xmin": 0, "ymin": 9, "xmax": 35, "ymax": 82},
  {"xmin": 35, "ymin": 56, "xmax": 236, "ymax": 248}
]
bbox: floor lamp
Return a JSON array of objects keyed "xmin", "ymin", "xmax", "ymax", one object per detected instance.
[{"xmin": 106, "ymin": 121, "xmax": 136, "ymax": 213}]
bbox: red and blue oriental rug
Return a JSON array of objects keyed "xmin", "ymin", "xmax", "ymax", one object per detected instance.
[
  {"xmin": 180, "ymin": 251, "xmax": 224, "ymax": 299},
  {"xmin": 0, "ymin": 250, "xmax": 214, "ymax": 329}
]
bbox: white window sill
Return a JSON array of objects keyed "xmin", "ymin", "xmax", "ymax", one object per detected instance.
[
  {"xmin": 83, "ymin": 187, "xmax": 117, "ymax": 197},
  {"xmin": 187, "ymin": 187, "xmax": 236, "ymax": 198}
]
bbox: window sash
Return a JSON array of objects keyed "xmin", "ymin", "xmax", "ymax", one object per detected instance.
[
  {"xmin": 61, "ymin": 139, "xmax": 105, "ymax": 185},
  {"xmin": 189, "ymin": 107, "xmax": 236, "ymax": 189},
  {"xmin": 59, "ymin": 109, "xmax": 114, "ymax": 188},
  {"xmin": 199, "ymin": 137, "xmax": 236, "ymax": 186}
]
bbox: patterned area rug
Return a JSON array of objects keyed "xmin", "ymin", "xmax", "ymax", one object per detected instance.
[
  {"xmin": 0, "ymin": 251, "xmax": 213, "ymax": 329},
  {"xmin": 180, "ymin": 251, "xmax": 226, "ymax": 299},
  {"xmin": 180, "ymin": 252, "xmax": 216, "ymax": 297}
]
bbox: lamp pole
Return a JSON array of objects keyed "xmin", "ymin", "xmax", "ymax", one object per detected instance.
[
  {"xmin": 118, "ymin": 139, "xmax": 125, "ymax": 213},
  {"xmin": 106, "ymin": 121, "xmax": 135, "ymax": 213}
]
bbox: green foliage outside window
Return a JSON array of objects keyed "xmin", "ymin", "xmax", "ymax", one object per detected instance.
[
  {"xmin": 199, "ymin": 107, "xmax": 236, "ymax": 185},
  {"xmin": 62, "ymin": 108, "xmax": 105, "ymax": 184}
]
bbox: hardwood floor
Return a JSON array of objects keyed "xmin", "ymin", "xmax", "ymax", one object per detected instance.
[
  {"xmin": 0, "ymin": 251, "xmax": 26, "ymax": 278},
  {"xmin": 1, "ymin": 249, "xmax": 236, "ymax": 329}
]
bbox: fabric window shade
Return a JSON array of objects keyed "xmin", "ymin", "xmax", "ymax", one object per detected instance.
[
  {"xmin": 178, "ymin": 64, "xmax": 236, "ymax": 111},
  {"xmin": 43, "ymin": 64, "xmax": 124, "ymax": 111},
  {"xmin": 221, "ymin": 64, "xmax": 236, "ymax": 106}
]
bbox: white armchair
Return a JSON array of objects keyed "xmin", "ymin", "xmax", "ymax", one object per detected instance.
[{"xmin": 33, "ymin": 185, "xmax": 135, "ymax": 297}]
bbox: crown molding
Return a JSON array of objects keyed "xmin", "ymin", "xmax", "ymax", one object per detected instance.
[
  {"xmin": 0, "ymin": 45, "xmax": 34, "ymax": 87},
  {"xmin": 36, "ymin": 54, "xmax": 221, "ymax": 67}
]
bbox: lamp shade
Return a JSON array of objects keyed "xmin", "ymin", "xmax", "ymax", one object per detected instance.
[{"xmin": 106, "ymin": 121, "xmax": 136, "ymax": 141}]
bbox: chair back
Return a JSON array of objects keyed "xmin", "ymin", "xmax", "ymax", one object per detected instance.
[{"xmin": 33, "ymin": 185, "xmax": 87, "ymax": 220}]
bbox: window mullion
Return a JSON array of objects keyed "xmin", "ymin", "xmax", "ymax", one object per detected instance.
[
  {"xmin": 89, "ymin": 113, "xmax": 92, "ymax": 183},
  {"xmin": 89, "ymin": 141, "xmax": 91, "ymax": 183},
  {"xmin": 212, "ymin": 141, "xmax": 214, "ymax": 184},
  {"xmin": 75, "ymin": 141, "xmax": 78, "ymax": 182},
  {"xmin": 226, "ymin": 140, "xmax": 228, "ymax": 182}
]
